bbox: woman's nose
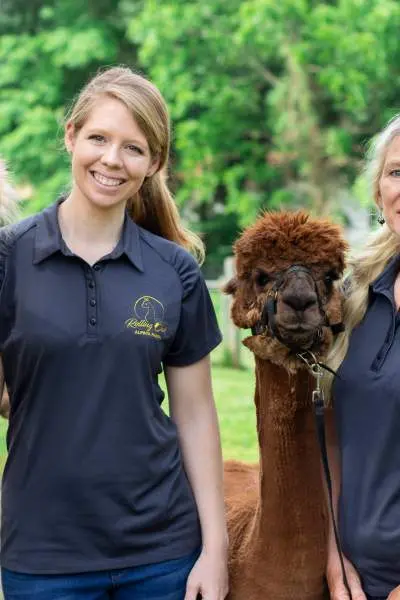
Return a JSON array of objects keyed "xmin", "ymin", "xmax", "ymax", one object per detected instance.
[{"xmin": 101, "ymin": 145, "xmax": 122, "ymax": 167}]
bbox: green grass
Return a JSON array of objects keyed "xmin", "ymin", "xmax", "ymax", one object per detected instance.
[{"xmin": 212, "ymin": 363, "xmax": 257, "ymax": 462}]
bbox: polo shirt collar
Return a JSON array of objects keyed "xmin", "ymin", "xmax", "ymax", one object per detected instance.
[
  {"xmin": 371, "ymin": 251, "xmax": 400, "ymax": 295},
  {"xmin": 33, "ymin": 198, "xmax": 144, "ymax": 272},
  {"xmin": 109, "ymin": 213, "xmax": 144, "ymax": 271},
  {"xmin": 33, "ymin": 199, "xmax": 64, "ymax": 264}
]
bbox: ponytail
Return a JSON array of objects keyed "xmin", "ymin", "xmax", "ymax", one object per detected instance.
[{"xmin": 128, "ymin": 169, "xmax": 205, "ymax": 264}]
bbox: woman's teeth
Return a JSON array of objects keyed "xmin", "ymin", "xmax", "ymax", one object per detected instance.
[{"xmin": 92, "ymin": 172, "xmax": 124, "ymax": 187}]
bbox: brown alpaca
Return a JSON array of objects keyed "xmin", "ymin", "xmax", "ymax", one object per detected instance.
[{"xmin": 223, "ymin": 211, "xmax": 347, "ymax": 600}]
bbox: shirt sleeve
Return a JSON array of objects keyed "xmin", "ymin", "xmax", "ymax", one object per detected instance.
[
  {"xmin": 0, "ymin": 225, "xmax": 12, "ymax": 293},
  {"xmin": 0, "ymin": 225, "xmax": 14, "ymax": 350},
  {"xmin": 164, "ymin": 265, "xmax": 222, "ymax": 367}
]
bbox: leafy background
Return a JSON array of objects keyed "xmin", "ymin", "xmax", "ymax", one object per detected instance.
[{"xmin": 2, "ymin": 0, "xmax": 400, "ymax": 275}]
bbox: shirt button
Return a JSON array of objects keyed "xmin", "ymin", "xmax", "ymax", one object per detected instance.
[
  {"xmin": 94, "ymin": 264, "xmax": 100, "ymax": 271},
  {"xmin": 90, "ymin": 317, "xmax": 97, "ymax": 326},
  {"xmin": 90, "ymin": 299, "xmax": 96, "ymax": 307},
  {"xmin": 88, "ymin": 281, "xmax": 95, "ymax": 289}
]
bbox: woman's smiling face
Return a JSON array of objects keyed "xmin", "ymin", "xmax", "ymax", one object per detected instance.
[
  {"xmin": 378, "ymin": 136, "xmax": 400, "ymax": 236},
  {"xmin": 65, "ymin": 95, "xmax": 159, "ymax": 212}
]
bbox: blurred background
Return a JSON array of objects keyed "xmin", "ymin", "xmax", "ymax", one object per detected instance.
[
  {"xmin": 2, "ymin": 0, "xmax": 398, "ymax": 276},
  {"xmin": 1, "ymin": 0, "xmax": 399, "ymax": 468}
]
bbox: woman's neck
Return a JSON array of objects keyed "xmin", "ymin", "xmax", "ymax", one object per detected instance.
[{"xmin": 58, "ymin": 192, "xmax": 126, "ymax": 265}]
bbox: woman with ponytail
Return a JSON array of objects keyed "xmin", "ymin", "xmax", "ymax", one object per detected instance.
[
  {"xmin": 0, "ymin": 66, "xmax": 228, "ymax": 600},
  {"xmin": 326, "ymin": 116, "xmax": 400, "ymax": 600}
]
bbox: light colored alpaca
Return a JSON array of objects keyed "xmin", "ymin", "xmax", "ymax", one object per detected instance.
[{"xmin": 223, "ymin": 211, "xmax": 347, "ymax": 600}]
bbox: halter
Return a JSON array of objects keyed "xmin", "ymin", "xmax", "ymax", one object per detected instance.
[
  {"xmin": 297, "ymin": 351, "xmax": 352, "ymax": 600},
  {"xmin": 251, "ymin": 265, "xmax": 344, "ymax": 353}
]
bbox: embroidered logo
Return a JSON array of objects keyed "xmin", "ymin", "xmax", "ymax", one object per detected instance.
[{"xmin": 125, "ymin": 296, "xmax": 168, "ymax": 340}]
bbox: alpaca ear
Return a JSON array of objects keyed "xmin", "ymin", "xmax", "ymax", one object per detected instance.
[{"xmin": 223, "ymin": 277, "xmax": 238, "ymax": 295}]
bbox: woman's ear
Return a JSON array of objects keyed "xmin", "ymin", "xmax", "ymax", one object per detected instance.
[
  {"xmin": 64, "ymin": 121, "xmax": 76, "ymax": 154},
  {"xmin": 223, "ymin": 277, "xmax": 238, "ymax": 296},
  {"xmin": 375, "ymin": 186, "xmax": 383, "ymax": 208},
  {"xmin": 146, "ymin": 155, "xmax": 160, "ymax": 178}
]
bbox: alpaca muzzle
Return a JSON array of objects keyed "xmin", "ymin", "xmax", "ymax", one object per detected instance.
[{"xmin": 251, "ymin": 264, "xmax": 344, "ymax": 353}]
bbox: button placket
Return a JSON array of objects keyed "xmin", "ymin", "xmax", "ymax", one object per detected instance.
[{"xmin": 86, "ymin": 265, "xmax": 99, "ymax": 333}]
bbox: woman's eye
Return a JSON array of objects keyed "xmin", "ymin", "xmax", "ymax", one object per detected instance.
[
  {"xmin": 126, "ymin": 144, "xmax": 144, "ymax": 155},
  {"xmin": 256, "ymin": 271, "xmax": 270, "ymax": 287},
  {"xmin": 88, "ymin": 134, "xmax": 105, "ymax": 143},
  {"xmin": 389, "ymin": 169, "xmax": 400, "ymax": 177}
]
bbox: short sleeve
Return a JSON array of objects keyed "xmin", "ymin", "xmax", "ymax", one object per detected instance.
[
  {"xmin": 0, "ymin": 225, "xmax": 15, "ymax": 350},
  {"xmin": 164, "ymin": 264, "xmax": 222, "ymax": 367},
  {"xmin": 0, "ymin": 225, "xmax": 13, "ymax": 294}
]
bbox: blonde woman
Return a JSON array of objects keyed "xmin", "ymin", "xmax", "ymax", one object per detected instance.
[
  {"xmin": 326, "ymin": 116, "xmax": 400, "ymax": 600},
  {"xmin": 0, "ymin": 67, "xmax": 228, "ymax": 600}
]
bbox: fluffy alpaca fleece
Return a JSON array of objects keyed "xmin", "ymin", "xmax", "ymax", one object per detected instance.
[{"xmin": 223, "ymin": 211, "xmax": 347, "ymax": 600}]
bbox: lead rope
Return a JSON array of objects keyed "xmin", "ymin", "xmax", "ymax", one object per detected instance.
[{"xmin": 297, "ymin": 352, "xmax": 353, "ymax": 600}]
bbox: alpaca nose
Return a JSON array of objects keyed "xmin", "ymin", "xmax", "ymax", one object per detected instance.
[{"xmin": 281, "ymin": 291, "xmax": 318, "ymax": 312}]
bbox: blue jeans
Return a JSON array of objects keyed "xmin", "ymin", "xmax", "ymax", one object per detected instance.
[{"xmin": 1, "ymin": 549, "xmax": 200, "ymax": 599}]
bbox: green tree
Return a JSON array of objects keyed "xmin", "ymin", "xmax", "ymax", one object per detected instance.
[
  {"xmin": 0, "ymin": 0, "xmax": 136, "ymax": 212},
  {"xmin": 2, "ymin": 0, "xmax": 400, "ymax": 273},
  {"xmin": 126, "ymin": 0, "xmax": 400, "ymax": 226}
]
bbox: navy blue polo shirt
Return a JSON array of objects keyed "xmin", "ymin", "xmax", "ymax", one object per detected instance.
[
  {"xmin": 334, "ymin": 253, "xmax": 400, "ymax": 597},
  {"xmin": 0, "ymin": 199, "xmax": 222, "ymax": 574}
]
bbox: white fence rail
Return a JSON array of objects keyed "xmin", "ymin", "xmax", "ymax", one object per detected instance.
[{"xmin": 206, "ymin": 257, "xmax": 242, "ymax": 368}]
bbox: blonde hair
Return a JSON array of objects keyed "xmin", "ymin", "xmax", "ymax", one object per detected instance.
[
  {"xmin": 65, "ymin": 66, "xmax": 204, "ymax": 262},
  {"xmin": 326, "ymin": 115, "xmax": 400, "ymax": 395}
]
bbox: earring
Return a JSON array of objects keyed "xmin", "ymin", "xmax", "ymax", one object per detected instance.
[{"xmin": 377, "ymin": 211, "xmax": 385, "ymax": 225}]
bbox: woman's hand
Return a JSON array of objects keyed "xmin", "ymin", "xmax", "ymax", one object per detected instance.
[
  {"xmin": 184, "ymin": 546, "xmax": 229, "ymax": 600},
  {"xmin": 326, "ymin": 551, "xmax": 366, "ymax": 600},
  {"xmin": 387, "ymin": 585, "xmax": 400, "ymax": 599}
]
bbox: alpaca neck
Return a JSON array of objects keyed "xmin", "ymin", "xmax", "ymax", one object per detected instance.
[{"xmin": 253, "ymin": 357, "xmax": 327, "ymax": 588}]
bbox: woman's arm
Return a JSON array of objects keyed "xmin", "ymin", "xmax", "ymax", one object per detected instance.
[
  {"xmin": 0, "ymin": 357, "xmax": 9, "ymax": 419},
  {"xmin": 165, "ymin": 355, "xmax": 228, "ymax": 600},
  {"xmin": 325, "ymin": 409, "xmax": 366, "ymax": 600}
]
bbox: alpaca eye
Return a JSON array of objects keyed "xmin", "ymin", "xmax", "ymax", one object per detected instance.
[
  {"xmin": 256, "ymin": 271, "xmax": 270, "ymax": 287},
  {"xmin": 324, "ymin": 270, "xmax": 339, "ymax": 285}
]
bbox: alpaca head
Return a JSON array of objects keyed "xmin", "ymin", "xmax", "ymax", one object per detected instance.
[{"xmin": 225, "ymin": 211, "xmax": 347, "ymax": 372}]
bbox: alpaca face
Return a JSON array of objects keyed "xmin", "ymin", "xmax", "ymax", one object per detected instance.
[
  {"xmin": 225, "ymin": 211, "xmax": 347, "ymax": 368},
  {"xmin": 252, "ymin": 263, "xmax": 340, "ymax": 352}
]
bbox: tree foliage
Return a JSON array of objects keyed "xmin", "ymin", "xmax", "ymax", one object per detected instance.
[
  {"xmin": 1, "ymin": 0, "xmax": 400, "ymax": 272},
  {"xmin": 127, "ymin": 0, "xmax": 400, "ymax": 225},
  {"xmin": 0, "ymin": 0, "xmax": 132, "ymax": 212}
]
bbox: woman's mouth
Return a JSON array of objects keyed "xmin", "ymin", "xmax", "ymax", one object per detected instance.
[{"xmin": 90, "ymin": 171, "xmax": 126, "ymax": 187}]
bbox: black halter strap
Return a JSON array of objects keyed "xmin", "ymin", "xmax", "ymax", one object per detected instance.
[
  {"xmin": 251, "ymin": 265, "xmax": 344, "ymax": 344},
  {"xmin": 298, "ymin": 353, "xmax": 352, "ymax": 600}
]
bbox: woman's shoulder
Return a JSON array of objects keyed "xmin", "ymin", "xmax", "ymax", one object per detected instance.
[
  {"xmin": 0, "ymin": 213, "xmax": 37, "ymax": 255},
  {"xmin": 0, "ymin": 212, "xmax": 38, "ymax": 244},
  {"xmin": 138, "ymin": 226, "xmax": 200, "ymax": 283},
  {"xmin": 0, "ymin": 215, "xmax": 36, "ymax": 289}
]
